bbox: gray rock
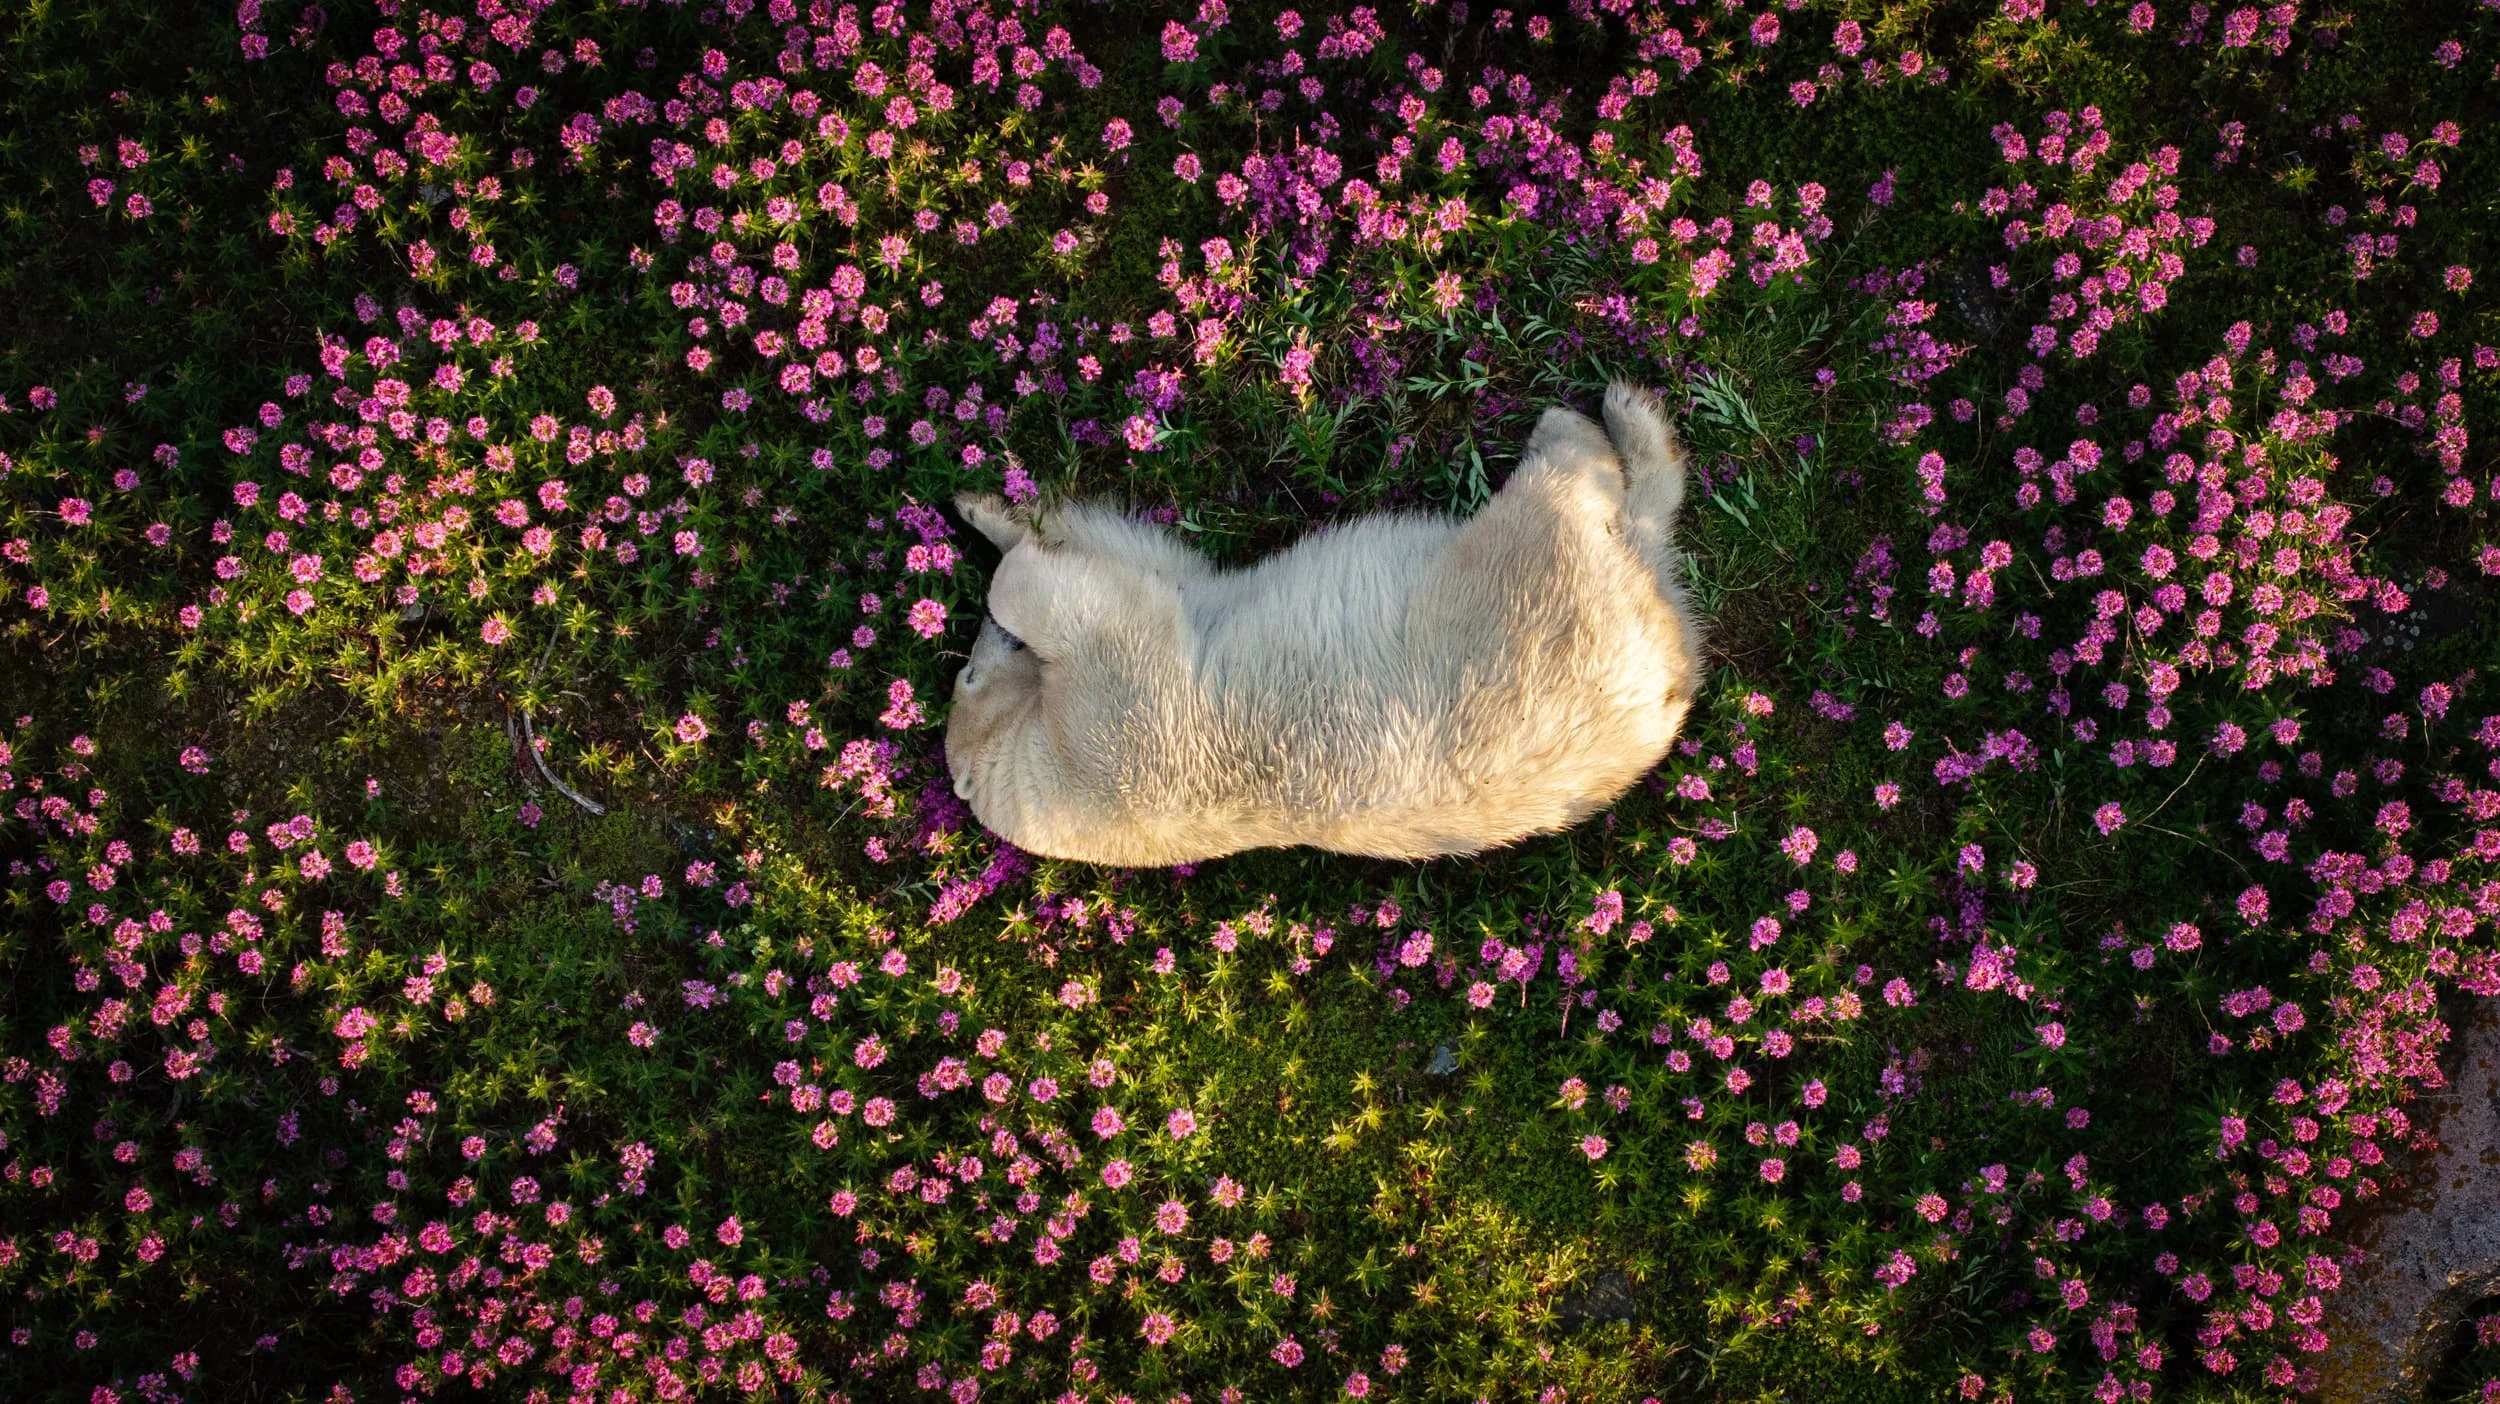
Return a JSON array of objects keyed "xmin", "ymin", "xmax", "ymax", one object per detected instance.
[
  {"xmin": 2318, "ymin": 1000, "xmax": 2500, "ymax": 1403},
  {"xmin": 1558, "ymin": 1271, "xmax": 1636, "ymax": 1326},
  {"xmin": 1425, "ymin": 1043, "xmax": 1458, "ymax": 1077}
]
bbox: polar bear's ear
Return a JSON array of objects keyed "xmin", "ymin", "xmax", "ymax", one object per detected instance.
[{"xmin": 987, "ymin": 542, "xmax": 1177, "ymax": 664}]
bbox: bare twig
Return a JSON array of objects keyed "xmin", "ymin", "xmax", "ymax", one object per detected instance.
[{"xmin": 520, "ymin": 630, "xmax": 607, "ymax": 817}]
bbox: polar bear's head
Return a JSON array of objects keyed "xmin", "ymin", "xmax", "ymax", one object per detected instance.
[{"xmin": 946, "ymin": 610, "xmax": 1042, "ymax": 800}]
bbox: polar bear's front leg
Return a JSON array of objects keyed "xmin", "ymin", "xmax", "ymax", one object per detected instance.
[
  {"xmin": 1030, "ymin": 502, "xmax": 1215, "ymax": 590},
  {"xmin": 955, "ymin": 492, "xmax": 1033, "ymax": 551}
]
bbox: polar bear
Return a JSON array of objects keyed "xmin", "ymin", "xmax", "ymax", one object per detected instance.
[{"xmin": 943, "ymin": 381, "xmax": 1706, "ymax": 866}]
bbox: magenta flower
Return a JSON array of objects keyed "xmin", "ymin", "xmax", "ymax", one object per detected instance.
[
  {"xmin": 673, "ymin": 713, "xmax": 708, "ymax": 744},
  {"xmin": 1092, "ymin": 1106, "xmax": 1125, "ymax": 1139},
  {"xmin": 1779, "ymin": 826, "xmax": 1819, "ymax": 864},
  {"xmin": 2237, "ymin": 886, "xmax": 2271, "ymax": 925}
]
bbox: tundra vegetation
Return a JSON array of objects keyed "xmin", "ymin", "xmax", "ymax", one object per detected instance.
[{"xmin": 0, "ymin": 0, "xmax": 2494, "ymax": 1401}]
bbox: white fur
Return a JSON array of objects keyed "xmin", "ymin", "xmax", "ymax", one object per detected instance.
[{"xmin": 944, "ymin": 381, "xmax": 1707, "ymax": 865}]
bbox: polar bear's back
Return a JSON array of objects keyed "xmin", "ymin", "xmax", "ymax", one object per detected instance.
[
  {"xmin": 1179, "ymin": 495, "xmax": 1692, "ymax": 858},
  {"xmin": 1183, "ymin": 511, "xmax": 1457, "ymax": 805}
]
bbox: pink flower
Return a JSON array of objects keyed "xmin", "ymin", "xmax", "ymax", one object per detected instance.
[
  {"xmin": 1093, "ymin": 1106, "xmax": 1125, "ymax": 1138},
  {"xmin": 880, "ymin": 678, "xmax": 925, "ymax": 729},
  {"xmin": 2093, "ymin": 802, "xmax": 2127, "ymax": 835},
  {"xmin": 1580, "ymin": 1134, "xmax": 1609, "ymax": 1160},
  {"xmin": 1779, "ymin": 826, "xmax": 1819, "ymax": 864},
  {"xmin": 2236, "ymin": 885, "xmax": 2270, "ymax": 925},
  {"xmin": 1166, "ymin": 1108, "xmax": 1198, "ymax": 1139},
  {"xmin": 674, "ymin": 713, "xmax": 708, "ymax": 744},
  {"xmin": 716, "ymin": 1215, "xmax": 743, "ymax": 1246}
]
